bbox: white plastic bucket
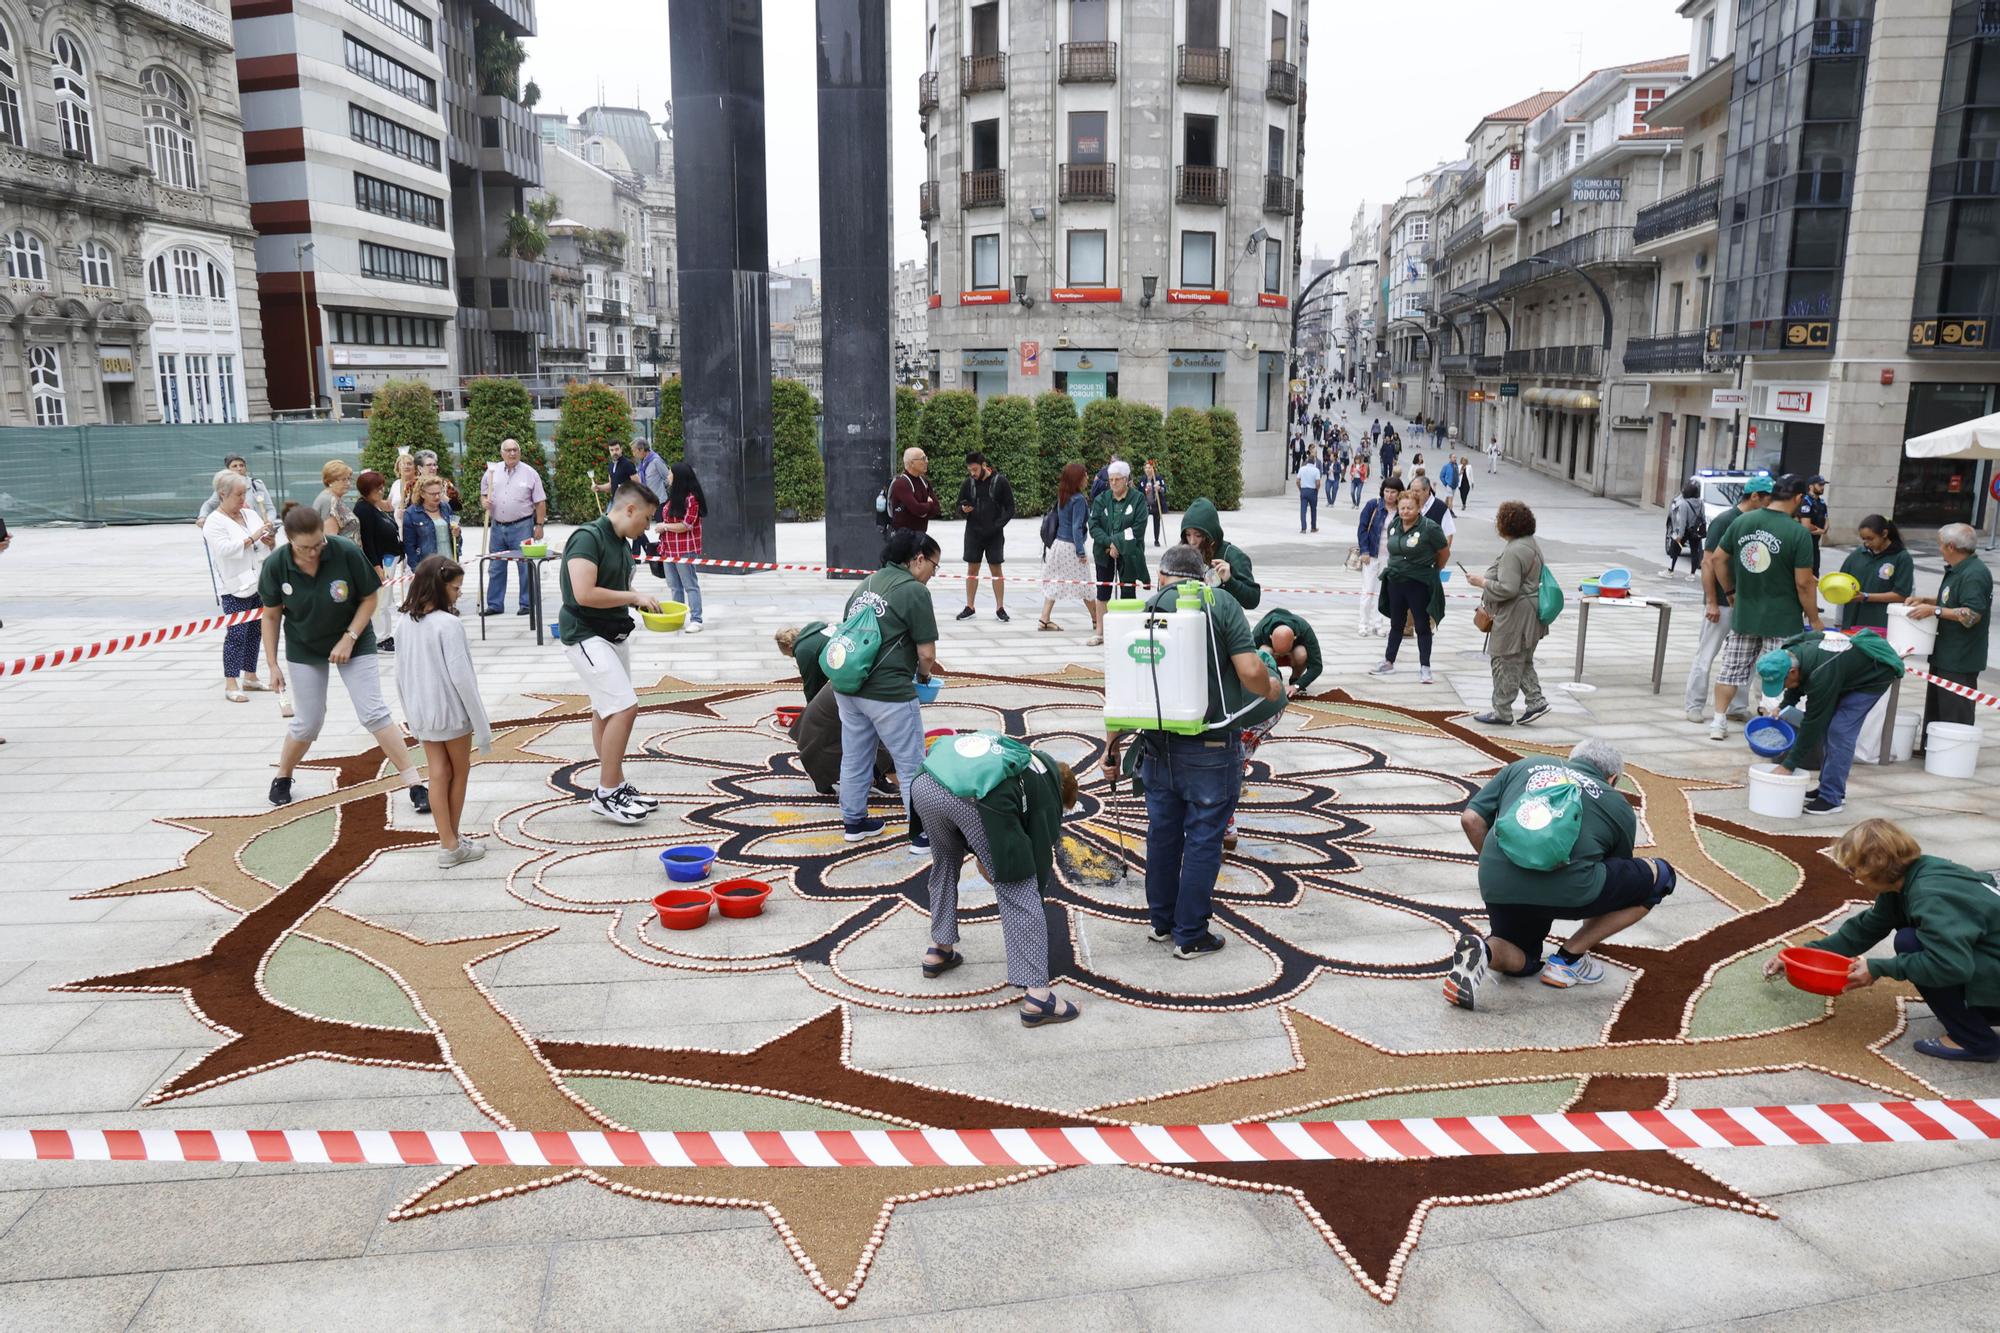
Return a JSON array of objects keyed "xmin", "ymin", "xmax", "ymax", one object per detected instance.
[
  {"xmin": 1746, "ymin": 763, "xmax": 1812, "ymax": 819},
  {"xmin": 1892, "ymin": 709, "xmax": 1921, "ymax": 763},
  {"xmin": 1886, "ymin": 604, "xmax": 1937, "ymax": 659},
  {"xmin": 1854, "ymin": 693, "xmax": 1919, "ymax": 765},
  {"xmin": 1924, "ymin": 722, "xmax": 1984, "ymax": 779}
]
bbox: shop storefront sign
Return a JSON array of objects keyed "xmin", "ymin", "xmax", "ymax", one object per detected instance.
[
  {"xmin": 961, "ymin": 348, "xmax": 1009, "ymax": 371},
  {"xmin": 1168, "ymin": 350, "xmax": 1226, "ymax": 371}
]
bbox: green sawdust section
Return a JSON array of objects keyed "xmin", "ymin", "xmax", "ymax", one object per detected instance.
[
  {"xmin": 564, "ymin": 1076, "xmax": 904, "ymax": 1131},
  {"xmin": 1267, "ymin": 1079, "xmax": 1581, "ymax": 1123},
  {"xmin": 264, "ymin": 935, "xmax": 428, "ymax": 1030},
  {"xmin": 1696, "ymin": 828, "xmax": 1798, "ymax": 903},
  {"xmin": 240, "ymin": 810, "xmax": 338, "ymax": 887},
  {"xmin": 1687, "ymin": 946, "xmax": 1829, "ymax": 1039}
]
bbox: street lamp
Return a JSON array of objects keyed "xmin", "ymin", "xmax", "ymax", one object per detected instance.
[{"xmin": 1286, "ymin": 256, "xmax": 1377, "ymax": 445}]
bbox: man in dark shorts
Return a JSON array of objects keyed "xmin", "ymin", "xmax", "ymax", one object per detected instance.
[
  {"xmin": 1444, "ymin": 739, "xmax": 1677, "ymax": 1009},
  {"xmin": 955, "ymin": 450, "xmax": 1016, "ymax": 623}
]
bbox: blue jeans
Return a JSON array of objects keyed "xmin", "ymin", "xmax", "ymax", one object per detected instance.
[
  {"xmin": 835, "ymin": 693, "xmax": 926, "ymax": 825},
  {"xmin": 1815, "ymin": 688, "xmax": 1884, "ymax": 806},
  {"xmin": 486, "ymin": 517, "xmax": 534, "ymax": 612},
  {"xmin": 1350, "ymin": 477, "xmax": 1363, "ymax": 505},
  {"xmin": 1140, "ymin": 733, "xmax": 1243, "ymax": 946},
  {"xmin": 1299, "ymin": 488, "xmax": 1319, "ymax": 531},
  {"xmin": 1896, "ymin": 929, "xmax": 2000, "ymax": 1056},
  {"xmin": 665, "ymin": 560, "xmax": 704, "ymax": 622}
]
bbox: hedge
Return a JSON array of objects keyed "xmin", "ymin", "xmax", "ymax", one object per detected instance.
[
  {"xmin": 916, "ymin": 389, "xmax": 980, "ymax": 490},
  {"xmin": 1077, "ymin": 397, "xmax": 1125, "ymax": 480},
  {"xmin": 772, "ymin": 378, "xmax": 825, "ymax": 520},
  {"xmin": 1120, "ymin": 401, "xmax": 1163, "ymax": 482},
  {"xmin": 1206, "ymin": 406, "xmax": 1244, "ymax": 511},
  {"xmin": 894, "ymin": 386, "xmax": 923, "ymax": 457},
  {"xmin": 1161, "ymin": 407, "xmax": 1217, "ymax": 514},
  {"xmin": 360, "ymin": 380, "xmax": 444, "ymax": 482},
  {"xmin": 458, "ymin": 378, "xmax": 540, "ymax": 524},
  {"xmin": 1031, "ymin": 392, "xmax": 1078, "ymax": 511},
  {"xmin": 654, "ymin": 377, "xmax": 685, "ymax": 465},
  {"xmin": 973, "ymin": 394, "xmax": 1037, "ymax": 515},
  {"xmin": 551, "ymin": 381, "xmax": 631, "ymax": 523}
]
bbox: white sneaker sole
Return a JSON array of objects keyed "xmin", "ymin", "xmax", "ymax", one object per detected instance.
[{"xmin": 588, "ymin": 801, "xmax": 646, "ymax": 825}]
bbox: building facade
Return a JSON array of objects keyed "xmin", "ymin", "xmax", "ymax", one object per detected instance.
[
  {"xmin": 2, "ymin": 0, "xmax": 268, "ymax": 425},
  {"xmin": 893, "ymin": 256, "xmax": 928, "ymax": 385},
  {"xmin": 795, "ymin": 300, "xmax": 822, "ymax": 396},
  {"xmin": 920, "ymin": 0, "xmax": 1309, "ymax": 496},
  {"xmin": 573, "ymin": 104, "xmax": 676, "ymax": 382},
  {"xmin": 535, "ymin": 141, "xmax": 642, "ymax": 391}
]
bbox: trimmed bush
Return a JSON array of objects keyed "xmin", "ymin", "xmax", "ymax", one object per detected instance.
[
  {"xmin": 1077, "ymin": 396, "xmax": 1125, "ymax": 479},
  {"xmin": 361, "ymin": 380, "xmax": 444, "ymax": 481},
  {"xmin": 1031, "ymin": 391, "xmax": 1078, "ymax": 512},
  {"xmin": 654, "ymin": 377, "xmax": 685, "ymax": 465},
  {"xmin": 458, "ymin": 377, "xmax": 540, "ymax": 524},
  {"xmin": 1160, "ymin": 408, "xmax": 1217, "ymax": 514},
  {"xmin": 772, "ymin": 378, "xmax": 825, "ymax": 521},
  {"xmin": 894, "ymin": 386, "xmax": 923, "ymax": 457},
  {"xmin": 1120, "ymin": 401, "xmax": 1164, "ymax": 480},
  {"xmin": 550, "ymin": 381, "xmax": 631, "ymax": 523},
  {"xmin": 1206, "ymin": 406, "xmax": 1244, "ymax": 511},
  {"xmin": 916, "ymin": 389, "xmax": 980, "ymax": 489},
  {"xmin": 977, "ymin": 394, "xmax": 1040, "ymax": 516}
]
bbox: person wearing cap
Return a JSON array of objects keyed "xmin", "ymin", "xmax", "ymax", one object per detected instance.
[
  {"xmin": 1798, "ymin": 475, "xmax": 1830, "ymax": 574},
  {"xmin": 1686, "ymin": 476, "xmax": 1772, "ymax": 724},
  {"xmin": 1906, "ymin": 522, "xmax": 1992, "ymax": 741},
  {"xmin": 1756, "ymin": 628, "xmax": 1903, "ymax": 816},
  {"xmin": 1707, "ymin": 474, "xmax": 1822, "ymax": 740}
]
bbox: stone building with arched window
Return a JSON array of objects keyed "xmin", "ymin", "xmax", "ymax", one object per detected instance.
[{"xmin": 0, "ymin": 0, "xmax": 266, "ymax": 424}]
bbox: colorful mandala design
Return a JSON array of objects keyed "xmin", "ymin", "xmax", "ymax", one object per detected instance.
[{"xmin": 58, "ymin": 670, "xmax": 1948, "ymax": 1307}]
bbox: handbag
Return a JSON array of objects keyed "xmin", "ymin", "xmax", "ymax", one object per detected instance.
[
  {"xmin": 1474, "ymin": 606, "xmax": 1494, "ymax": 633},
  {"xmin": 1344, "ymin": 547, "xmax": 1365, "ymax": 572}
]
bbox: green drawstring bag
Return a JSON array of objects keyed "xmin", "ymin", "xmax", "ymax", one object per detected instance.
[
  {"xmin": 920, "ymin": 731, "xmax": 1034, "ymax": 800},
  {"xmin": 1536, "ymin": 564, "xmax": 1565, "ymax": 626},
  {"xmin": 1493, "ymin": 774, "xmax": 1584, "ymax": 871}
]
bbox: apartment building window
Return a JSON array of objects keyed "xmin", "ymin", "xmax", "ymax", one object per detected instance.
[
  {"xmin": 1070, "ymin": 0, "xmax": 1106, "ymax": 40},
  {"xmin": 157, "ymin": 352, "xmax": 180, "ymax": 422},
  {"xmin": 331, "ymin": 309, "xmax": 445, "ymax": 346},
  {"xmin": 1267, "ymin": 125, "xmax": 1285, "ymax": 174},
  {"xmin": 971, "ymin": 232, "xmax": 1000, "ymax": 289},
  {"xmin": 969, "ymin": 2, "xmax": 999, "ymax": 57},
  {"xmin": 1187, "ymin": 0, "xmax": 1220, "ymax": 47},
  {"xmin": 1700, "ymin": 13, "xmax": 1716, "ymax": 67},
  {"xmin": 1263, "ymin": 237, "xmax": 1282, "ymax": 292},
  {"xmin": 1632, "ymin": 87, "xmax": 1668, "ymax": 132},
  {"xmin": 6, "ymin": 228, "xmax": 46, "ymax": 282},
  {"xmin": 1184, "ymin": 114, "xmax": 1217, "ymax": 166},
  {"xmin": 354, "ymin": 173, "xmax": 445, "ymax": 228},
  {"xmin": 928, "ymin": 240, "xmax": 939, "ymax": 295},
  {"xmin": 1270, "ymin": 10, "xmax": 1288, "ymax": 61},
  {"xmin": 51, "ymin": 32, "xmax": 94, "ymax": 162},
  {"xmin": 348, "ymin": 0, "xmax": 433, "ymax": 48},
  {"xmin": 0, "ymin": 18, "xmax": 21, "ymax": 148},
  {"xmin": 349, "ymin": 104, "xmax": 441, "ymax": 169},
  {"xmin": 1910, "ymin": 0, "xmax": 2000, "ymax": 346},
  {"xmin": 360, "ymin": 241, "xmax": 448, "ymax": 287},
  {"xmin": 1068, "ymin": 230, "xmax": 1107, "ymax": 285},
  {"xmin": 29, "ymin": 346, "xmax": 65, "ymax": 425},
  {"xmin": 614, "ymin": 328, "xmax": 627, "ymax": 358},
  {"xmin": 1667, "ymin": 280, "xmax": 1684, "ymax": 333},
  {"xmin": 141, "ymin": 68, "xmax": 198, "ymax": 189},
  {"xmin": 78, "ymin": 240, "xmax": 114, "ymax": 289},
  {"xmin": 217, "ymin": 355, "xmax": 239, "ymax": 422},
  {"xmin": 1070, "ymin": 111, "xmax": 1106, "ymax": 163},
  {"xmin": 971, "ymin": 118, "xmax": 1000, "ymax": 170},
  {"xmin": 1181, "ymin": 230, "xmax": 1216, "ymax": 288},
  {"xmin": 344, "ymin": 35, "xmax": 436, "ymax": 109}
]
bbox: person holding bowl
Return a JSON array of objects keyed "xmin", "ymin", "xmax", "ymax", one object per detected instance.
[
  {"xmin": 1764, "ymin": 818, "xmax": 2000, "ymax": 1062},
  {"xmin": 1833, "ymin": 515, "xmax": 1913, "ymax": 632}
]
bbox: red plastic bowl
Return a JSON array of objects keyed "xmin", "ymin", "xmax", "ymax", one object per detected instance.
[
  {"xmin": 924, "ymin": 727, "xmax": 955, "ymax": 752},
  {"xmin": 712, "ymin": 878, "xmax": 772, "ymax": 919},
  {"xmin": 774, "ymin": 705, "xmax": 803, "ymax": 729},
  {"xmin": 1779, "ymin": 946, "xmax": 1850, "ymax": 996},
  {"xmin": 653, "ymin": 888, "xmax": 713, "ymax": 930}
]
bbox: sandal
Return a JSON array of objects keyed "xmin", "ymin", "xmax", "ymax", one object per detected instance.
[
  {"xmin": 1038, "ymin": 620, "xmax": 1063, "ymax": 632},
  {"xmin": 921, "ymin": 947, "xmax": 963, "ymax": 980},
  {"xmin": 1020, "ymin": 991, "xmax": 1081, "ymax": 1027},
  {"xmin": 1086, "ymin": 635, "xmax": 1104, "ymax": 647},
  {"xmin": 225, "ymin": 688, "xmax": 249, "ymax": 703}
]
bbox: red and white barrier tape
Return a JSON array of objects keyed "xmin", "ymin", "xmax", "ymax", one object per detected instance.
[
  {"xmin": 0, "ymin": 607, "xmax": 266, "ymax": 678},
  {"xmin": 8, "ymin": 1099, "xmax": 2000, "ymax": 1168},
  {"xmin": 1907, "ymin": 664, "xmax": 2000, "ymax": 712}
]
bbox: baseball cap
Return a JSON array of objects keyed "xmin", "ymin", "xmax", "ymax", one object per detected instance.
[
  {"xmin": 1773, "ymin": 474, "xmax": 1808, "ymax": 500},
  {"xmin": 1806, "ymin": 474, "xmax": 1828, "ymax": 485},
  {"xmin": 1756, "ymin": 649, "xmax": 1797, "ymax": 695},
  {"xmin": 1741, "ymin": 475, "xmax": 1775, "ymax": 495}
]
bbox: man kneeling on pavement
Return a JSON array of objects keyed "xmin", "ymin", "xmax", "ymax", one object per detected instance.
[
  {"xmin": 1446, "ymin": 739, "xmax": 1677, "ymax": 1009},
  {"xmin": 1754, "ymin": 627, "xmax": 1903, "ymax": 817}
]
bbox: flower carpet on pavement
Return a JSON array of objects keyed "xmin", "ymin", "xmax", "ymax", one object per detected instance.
[{"xmin": 59, "ymin": 670, "xmax": 1958, "ymax": 1306}]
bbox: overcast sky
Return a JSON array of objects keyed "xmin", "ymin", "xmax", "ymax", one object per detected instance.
[{"xmin": 526, "ymin": 1, "xmax": 1689, "ymax": 271}]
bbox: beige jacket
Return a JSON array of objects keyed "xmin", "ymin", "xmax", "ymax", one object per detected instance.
[{"xmin": 1482, "ymin": 536, "xmax": 1548, "ymax": 658}]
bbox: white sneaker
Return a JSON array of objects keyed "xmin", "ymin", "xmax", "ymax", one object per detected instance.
[
  {"xmin": 1708, "ymin": 716, "xmax": 1730, "ymax": 741},
  {"xmin": 588, "ymin": 791, "xmax": 648, "ymax": 824},
  {"xmin": 1443, "ymin": 931, "xmax": 1488, "ymax": 1010},
  {"xmin": 684, "ymin": 621, "xmax": 704, "ymax": 634},
  {"xmin": 1540, "ymin": 954, "xmax": 1606, "ymax": 988},
  {"xmin": 1419, "ymin": 666, "xmax": 1434, "ymax": 685},
  {"xmin": 436, "ymin": 842, "xmax": 488, "ymax": 868},
  {"xmin": 1368, "ymin": 661, "xmax": 1395, "ymax": 676},
  {"xmin": 1685, "ymin": 707, "xmax": 1706, "ymax": 724}
]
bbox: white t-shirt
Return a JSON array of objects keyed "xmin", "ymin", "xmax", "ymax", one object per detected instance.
[{"xmin": 1297, "ymin": 462, "xmax": 1322, "ymax": 491}]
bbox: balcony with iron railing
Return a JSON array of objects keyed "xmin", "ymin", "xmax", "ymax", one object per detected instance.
[
  {"xmin": 1809, "ymin": 15, "xmax": 1867, "ymax": 56},
  {"xmin": 601, "ymin": 354, "xmax": 627, "ymax": 373},
  {"xmin": 1177, "ymin": 45, "xmax": 1230, "ymax": 87},
  {"xmin": 1493, "ymin": 227, "xmax": 1640, "ymax": 293},
  {"xmin": 919, "ymin": 179, "xmax": 940, "ymax": 221},
  {"xmin": 1634, "ymin": 177, "xmax": 1722, "ymax": 245},
  {"xmin": 1263, "ymin": 173, "xmax": 1296, "ymax": 215},
  {"xmin": 1439, "ymin": 354, "xmax": 1474, "ymax": 374},
  {"xmin": 1440, "ymin": 215, "xmax": 1485, "ymax": 259},
  {"xmin": 1502, "ymin": 344, "xmax": 1603, "ymax": 378},
  {"xmin": 586, "ymin": 298, "xmax": 626, "ymax": 322},
  {"xmin": 1060, "ymin": 162, "xmax": 1116, "ymax": 203},
  {"xmin": 961, "ymin": 168, "xmax": 1006, "ymax": 208},
  {"xmin": 1060, "ymin": 40, "xmax": 1117, "ymax": 82},
  {"xmin": 918, "ymin": 71, "xmax": 938, "ymax": 115},
  {"xmin": 1473, "ymin": 354, "xmax": 1505, "ymax": 376},
  {"xmin": 1624, "ymin": 331, "xmax": 1741, "ymax": 375},
  {"xmin": 1266, "ymin": 59, "xmax": 1298, "ymax": 103},
  {"xmin": 961, "ymin": 53, "xmax": 1007, "ymax": 95},
  {"xmin": 1176, "ymin": 164, "xmax": 1228, "ymax": 206}
]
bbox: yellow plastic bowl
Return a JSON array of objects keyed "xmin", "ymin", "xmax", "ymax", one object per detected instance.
[
  {"xmin": 639, "ymin": 602, "xmax": 689, "ymax": 632},
  {"xmin": 1819, "ymin": 572, "xmax": 1861, "ymax": 606},
  {"xmin": 520, "ymin": 542, "xmax": 548, "ymax": 559}
]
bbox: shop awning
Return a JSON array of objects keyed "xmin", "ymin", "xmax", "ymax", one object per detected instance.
[{"xmin": 1905, "ymin": 410, "xmax": 2000, "ymax": 461}]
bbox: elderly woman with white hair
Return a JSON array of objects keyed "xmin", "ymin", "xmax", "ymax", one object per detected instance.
[
  {"xmin": 201, "ymin": 468, "xmax": 277, "ymax": 702},
  {"xmin": 1086, "ymin": 458, "xmax": 1149, "ymax": 646},
  {"xmin": 1906, "ymin": 521, "xmax": 1991, "ymax": 741},
  {"xmin": 1444, "ymin": 738, "xmax": 1678, "ymax": 1010}
]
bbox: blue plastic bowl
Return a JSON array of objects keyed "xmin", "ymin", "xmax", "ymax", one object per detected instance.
[
  {"xmin": 914, "ymin": 676, "xmax": 943, "ymax": 704},
  {"xmin": 1600, "ymin": 567, "xmax": 1633, "ymax": 590},
  {"xmin": 660, "ymin": 845, "xmax": 718, "ymax": 882},
  {"xmin": 1745, "ymin": 716, "xmax": 1796, "ymax": 760}
]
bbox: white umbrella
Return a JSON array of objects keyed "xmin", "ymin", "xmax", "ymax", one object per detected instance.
[{"xmin": 1903, "ymin": 410, "xmax": 2000, "ymax": 546}]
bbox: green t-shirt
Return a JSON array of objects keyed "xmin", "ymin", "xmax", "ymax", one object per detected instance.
[
  {"xmin": 1704, "ymin": 503, "xmax": 1756, "ymax": 606},
  {"xmin": 558, "ymin": 516, "xmax": 635, "ymax": 646},
  {"xmin": 842, "ymin": 563, "xmax": 939, "ymax": 702},
  {"xmin": 1253, "ymin": 608, "xmax": 1322, "ymax": 690},
  {"xmin": 1724, "ymin": 508, "xmax": 1813, "ymax": 638},
  {"xmin": 1836, "ymin": 546, "xmax": 1914, "ymax": 631},
  {"xmin": 1144, "ymin": 582, "xmax": 1261, "ymax": 736},
  {"xmin": 1383, "ymin": 514, "xmax": 1448, "ymax": 585},
  {"xmin": 1934, "ymin": 556, "xmax": 1993, "ymax": 675},
  {"xmin": 1467, "ymin": 758, "xmax": 1637, "ymax": 908},
  {"xmin": 257, "ymin": 536, "xmax": 380, "ymax": 665},
  {"xmin": 794, "ymin": 621, "xmax": 831, "ymax": 703}
]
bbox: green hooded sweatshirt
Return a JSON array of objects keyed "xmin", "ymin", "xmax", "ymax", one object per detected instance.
[
  {"xmin": 1816, "ymin": 856, "xmax": 2000, "ymax": 1008},
  {"xmin": 1181, "ymin": 499, "xmax": 1261, "ymax": 609},
  {"xmin": 910, "ymin": 743, "xmax": 1068, "ymax": 891},
  {"xmin": 1253, "ymin": 608, "xmax": 1322, "ymax": 690},
  {"xmin": 1773, "ymin": 628, "xmax": 1903, "ymax": 770},
  {"xmin": 792, "ymin": 620, "xmax": 831, "ymax": 703}
]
